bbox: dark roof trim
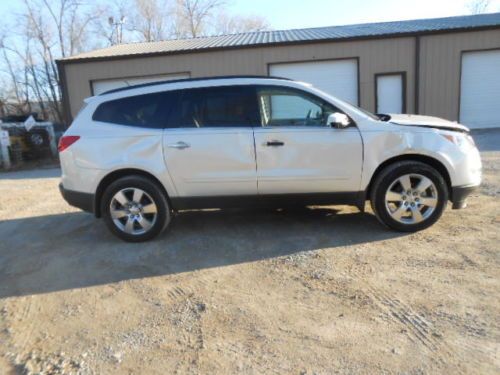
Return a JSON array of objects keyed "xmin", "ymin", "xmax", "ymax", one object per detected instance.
[
  {"xmin": 100, "ymin": 75, "xmax": 292, "ymax": 95},
  {"xmin": 58, "ymin": 22, "xmax": 500, "ymax": 65}
]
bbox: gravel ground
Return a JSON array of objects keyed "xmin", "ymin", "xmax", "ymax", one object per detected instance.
[{"xmin": 0, "ymin": 129, "xmax": 499, "ymax": 374}]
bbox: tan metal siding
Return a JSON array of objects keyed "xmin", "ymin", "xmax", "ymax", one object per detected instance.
[
  {"xmin": 419, "ymin": 29, "xmax": 500, "ymax": 121},
  {"xmin": 63, "ymin": 37, "xmax": 416, "ymax": 118}
]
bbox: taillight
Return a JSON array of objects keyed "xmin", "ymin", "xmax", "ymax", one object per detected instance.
[{"xmin": 58, "ymin": 136, "xmax": 80, "ymax": 152}]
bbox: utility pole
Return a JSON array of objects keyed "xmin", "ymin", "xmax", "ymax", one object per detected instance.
[{"xmin": 108, "ymin": 16, "xmax": 126, "ymax": 45}]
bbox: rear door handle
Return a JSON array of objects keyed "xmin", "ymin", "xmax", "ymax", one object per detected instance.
[
  {"xmin": 264, "ymin": 140, "xmax": 285, "ymax": 147},
  {"xmin": 167, "ymin": 141, "xmax": 190, "ymax": 149}
]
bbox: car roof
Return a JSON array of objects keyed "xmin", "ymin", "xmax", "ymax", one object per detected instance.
[{"xmin": 100, "ymin": 75, "xmax": 293, "ymax": 95}]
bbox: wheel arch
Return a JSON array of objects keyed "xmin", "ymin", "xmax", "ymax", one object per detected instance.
[
  {"xmin": 365, "ymin": 154, "xmax": 452, "ymax": 201},
  {"xmin": 94, "ymin": 168, "xmax": 171, "ymax": 218}
]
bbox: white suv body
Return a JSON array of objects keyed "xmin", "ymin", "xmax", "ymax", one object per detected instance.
[{"xmin": 59, "ymin": 76, "xmax": 482, "ymax": 241}]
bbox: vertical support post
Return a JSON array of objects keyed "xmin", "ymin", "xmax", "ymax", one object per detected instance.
[
  {"xmin": 46, "ymin": 123, "xmax": 58, "ymax": 158},
  {"xmin": 0, "ymin": 140, "xmax": 11, "ymax": 170},
  {"xmin": 414, "ymin": 35, "xmax": 421, "ymax": 115}
]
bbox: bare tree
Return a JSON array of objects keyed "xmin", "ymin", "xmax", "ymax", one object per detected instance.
[
  {"xmin": 94, "ymin": 0, "xmax": 172, "ymax": 45},
  {"xmin": 0, "ymin": 0, "xmax": 273, "ymax": 124},
  {"xmin": 0, "ymin": 31, "xmax": 36, "ymax": 116},
  {"xmin": 171, "ymin": 0, "xmax": 270, "ymax": 38},
  {"xmin": 0, "ymin": 37, "xmax": 24, "ymax": 109},
  {"xmin": 0, "ymin": 0, "xmax": 100, "ymax": 122},
  {"xmin": 172, "ymin": 0, "xmax": 226, "ymax": 38},
  {"xmin": 467, "ymin": 0, "xmax": 491, "ymax": 14},
  {"xmin": 31, "ymin": 0, "xmax": 99, "ymax": 58},
  {"xmin": 213, "ymin": 12, "xmax": 270, "ymax": 35},
  {"xmin": 130, "ymin": 0, "xmax": 171, "ymax": 42}
]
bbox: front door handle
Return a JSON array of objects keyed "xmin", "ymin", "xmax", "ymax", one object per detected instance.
[
  {"xmin": 264, "ymin": 140, "xmax": 285, "ymax": 147},
  {"xmin": 167, "ymin": 141, "xmax": 190, "ymax": 149}
]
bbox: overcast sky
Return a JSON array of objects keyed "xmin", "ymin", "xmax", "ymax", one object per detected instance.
[{"xmin": 0, "ymin": 0, "xmax": 499, "ymax": 32}]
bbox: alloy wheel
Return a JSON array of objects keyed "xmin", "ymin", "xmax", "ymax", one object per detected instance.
[
  {"xmin": 109, "ymin": 188, "xmax": 158, "ymax": 235},
  {"xmin": 384, "ymin": 173, "xmax": 438, "ymax": 225}
]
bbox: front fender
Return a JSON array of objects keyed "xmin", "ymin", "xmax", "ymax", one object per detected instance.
[{"xmin": 359, "ymin": 129, "xmax": 456, "ymax": 191}]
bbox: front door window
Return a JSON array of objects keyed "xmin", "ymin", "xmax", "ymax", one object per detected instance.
[{"xmin": 257, "ymin": 87, "xmax": 338, "ymax": 127}]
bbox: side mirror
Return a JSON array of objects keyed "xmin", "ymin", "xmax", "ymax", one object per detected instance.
[{"xmin": 327, "ymin": 112, "xmax": 350, "ymax": 128}]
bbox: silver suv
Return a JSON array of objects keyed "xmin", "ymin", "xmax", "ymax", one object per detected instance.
[{"xmin": 59, "ymin": 76, "xmax": 482, "ymax": 242}]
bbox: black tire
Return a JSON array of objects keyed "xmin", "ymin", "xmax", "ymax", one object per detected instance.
[
  {"xmin": 26, "ymin": 129, "xmax": 50, "ymax": 149},
  {"xmin": 101, "ymin": 175, "xmax": 171, "ymax": 242},
  {"xmin": 370, "ymin": 161, "xmax": 448, "ymax": 232}
]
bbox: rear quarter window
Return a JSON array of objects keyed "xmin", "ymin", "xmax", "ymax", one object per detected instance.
[{"xmin": 92, "ymin": 91, "xmax": 177, "ymax": 128}]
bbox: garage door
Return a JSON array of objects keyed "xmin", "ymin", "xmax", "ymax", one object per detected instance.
[
  {"xmin": 92, "ymin": 73, "xmax": 190, "ymax": 95},
  {"xmin": 460, "ymin": 50, "xmax": 500, "ymax": 129},
  {"xmin": 269, "ymin": 59, "xmax": 359, "ymax": 105}
]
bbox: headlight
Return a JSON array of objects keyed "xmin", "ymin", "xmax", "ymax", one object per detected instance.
[{"xmin": 440, "ymin": 133, "xmax": 475, "ymax": 149}]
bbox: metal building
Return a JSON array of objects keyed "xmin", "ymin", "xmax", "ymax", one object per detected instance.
[{"xmin": 57, "ymin": 13, "xmax": 500, "ymax": 129}]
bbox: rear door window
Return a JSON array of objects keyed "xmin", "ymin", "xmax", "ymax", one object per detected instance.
[
  {"xmin": 170, "ymin": 86, "xmax": 259, "ymax": 128},
  {"xmin": 93, "ymin": 91, "xmax": 178, "ymax": 128}
]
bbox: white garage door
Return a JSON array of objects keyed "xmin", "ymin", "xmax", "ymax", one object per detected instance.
[
  {"xmin": 92, "ymin": 73, "xmax": 190, "ymax": 95},
  {"xmin": 460, "ymin": 50, "xmax": 500, "ymax": 129},
  {"xmin": 376, "ymin": 74, "xmax": 404, "ymax": 114},
  {"xmin": 269, "ymin": 59, "xmax": 359, "ymax": 105}
]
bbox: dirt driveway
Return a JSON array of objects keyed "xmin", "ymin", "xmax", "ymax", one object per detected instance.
[{"xmin": 0, "ymin": 130, "xmax": 499, "ymax": 374}]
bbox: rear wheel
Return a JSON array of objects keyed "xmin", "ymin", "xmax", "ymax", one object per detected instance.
[
  {"xmin": 101, "ymin": 175, "xmax": 171, "ymax": 242},
  {"xmin": 370, "ymin": 161, "xmax": 448, "ymax": 232}
]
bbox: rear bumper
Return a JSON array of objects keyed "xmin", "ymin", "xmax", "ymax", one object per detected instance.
[
  {"xmin": 59, "ymin": 183, "xmax": 95, "ymax": 213},
  {"xmin": 451, "ymin": 184, "xmax": 479, "ymax": 209}
]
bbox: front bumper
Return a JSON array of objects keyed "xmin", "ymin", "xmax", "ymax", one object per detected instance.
[
  {"xmin": 59, "ymin": 183, "xmax": 95, "ymax": 213},
  {"xmin": 451, "ymin": 184, "xmax": 479, "ymax": 209}
]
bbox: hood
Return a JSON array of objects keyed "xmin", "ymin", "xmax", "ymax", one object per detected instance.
[{"xmin": 388, "ymin": 114, "xmax": 469, "ymax": 133}]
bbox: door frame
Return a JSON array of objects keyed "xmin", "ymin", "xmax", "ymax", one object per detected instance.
[{"xmin": 374, "ymin": 71, "xmax": 407, "ymax": 114}]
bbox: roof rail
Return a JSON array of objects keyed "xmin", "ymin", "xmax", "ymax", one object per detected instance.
[{"xmin": 100, "ymin": 75, "xmax": 292, "ymax": 95}]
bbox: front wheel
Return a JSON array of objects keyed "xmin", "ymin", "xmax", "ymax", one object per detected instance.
[
  {"xmin": 101, "ymin": 175, "xmax": 171, "ymax": 242},
  {"xmin": 370, "ymin": 161, "xmax": 448, "ymax": 232}
]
